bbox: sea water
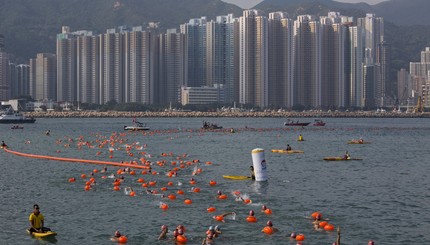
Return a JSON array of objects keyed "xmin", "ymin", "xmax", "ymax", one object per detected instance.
[{"xmin": 1, "ymin": 117, "xmax": 430, "ymax": 244}]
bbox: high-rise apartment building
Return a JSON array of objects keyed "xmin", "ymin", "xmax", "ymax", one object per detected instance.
[
  {"xmin": 320, "ymin": 12, "xmax": 347, "ymax": 108},
  {"xmin": 158, "ymin": 29, "xmax": 186, "ymax": 105},
  {"xmin": 410, "ymin": 47, "xmax": 430, "ymax": 106},
  {"xmin": 15, "ymin": 64, "xmax": 30, "ymax": 98},
  {"xmin": 239, "ymin": 10, "xmax": 268, "ymax": 108},
  {"xmin": 30, "ymin": 53, "xmax": 57, "ymax": 101},
  {"xmin": 0, "ymin": 51, "xmax": 10, "ymax": 100},
  {"xmin": 397, "ymin": 68, "xmax": 411, "ymax": 104},
  {"xmin": 76, "ymin": 32, "xmax": 100, "ymax": 104},
  {"xmin": 57, "ymin": 26, "xmax": 77, "ymax": 102},
  {"xmin": 293, "ymin": 15, "xmax": 321, "ymax": 108},
  {"xmin": 181, "ymin": 17, "xmax": 207, "ymax": 88},
  {"xmin": 206, "ymin": 14, "xmax": 239, "ymax": 104}
]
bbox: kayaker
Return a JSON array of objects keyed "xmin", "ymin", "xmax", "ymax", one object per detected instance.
[
  {"xmin": 286, "ymin": 144, "xmax": 292, "ymax": 151},
  {"xmin": 28, "ymin": 204, "xmax": 51, "ymax": 234}
]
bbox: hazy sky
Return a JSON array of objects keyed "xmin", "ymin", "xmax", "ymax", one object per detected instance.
[{"xmin": 222, "ymin": 0, "xmax": 388, "ymax": 9}]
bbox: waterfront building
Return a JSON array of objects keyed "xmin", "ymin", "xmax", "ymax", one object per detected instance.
[
  {"xmin": 0, "ymin": 49, "xmax": 10, "ymax": 101},
  {"xmin": 410, "ymin": 47, "xmax": 430, "ymax": 106},
  {"xmin": 293, "ymin": 15, "xmax": 321, "ymax": 108},
  {"xmin": 397, "ymin": 68, "xmax": 411, "ymax": 104},
  {"xmin": 30, "ymin": 53, "xmax": 57, "ymax": 101},
  {"xmin": 348, "ymin": 25, "xmax": 365, "ymax": 107},
  {"xmin": 180, "ymin": 84, "xmax": 224, "ymax": 105},
  {"xmin": 158, "ymin": 29, "xmax": 186, "ymax": 105},
  {"xmin": 239, "ymin": 9, "xmax": 268, "ymax": 108},
  {"xmin": 15, "ymin": 64, "xmax": 30, "ymax": 98},
  {"xmin": 268, "ymin": 12, "xmax": 293, "ymax": 108}
]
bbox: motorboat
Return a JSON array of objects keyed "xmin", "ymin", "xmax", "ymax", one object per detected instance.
[
  {"xmin": 284, "ymin": 119, "xmax": 310, "ymax": 127},
  {"xmin": 124, "ymin": 119, "xmax": 149, "ymax": 131},
  {"xmin": 11, "ymin": 125, "xmax": 24, "ymax": 129},
  {"xmin": 0, "ymin": 107, "xmax": 36, "ymax": 124},
  {"xmin": 202, "ymin": 121, "xmax": 223, "ymax": 130},
  {"xmin": 313, "ymin": 119, "xmax": 326, "ymax": 126}
]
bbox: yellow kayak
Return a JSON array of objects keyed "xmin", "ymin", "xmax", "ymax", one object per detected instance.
[
  {"xmin": 323, "ymin": 157, "xmax": 363, "ymax": 161},
  {"xmin": 26, "ymin": 229, "xmax": 57, "ymax": 237},
  {"xmin": 348, "ymin": 140, "xmax": 370, "ymax": 144},
  {"xmin": 271, "ymin": 149, "xmax": 304, "ymax": 154},
  {"xmin": 223, "ymin": 175, "xmax": 251, "ymax": 180}
]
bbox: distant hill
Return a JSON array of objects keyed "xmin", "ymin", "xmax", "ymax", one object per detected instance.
[
  {"xmin": 373, "ymin": 0, "xmax": 430, "ymax": 26},
  {"xmin": 0, "ymin": 0, "xmax": 242, "ymax": 62}
]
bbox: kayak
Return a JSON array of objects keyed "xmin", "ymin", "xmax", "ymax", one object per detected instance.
[
  {"xmin": 26, "ymin": 229, "xmax": 57, "ymax": 237},
  {"xmin": 223, "ymin": 175, "xmax": 251, "ymax": 180},
  {"xmin": 323, "ymin": 157, "xmax": 363, "ymax": 161},
  {"xmin": 348, "ymin": 140, "xmax": 370, "ymax": 144},
  {"xmin": 271, "ymin": 149, "xmax": 304, "ymax": 154}
]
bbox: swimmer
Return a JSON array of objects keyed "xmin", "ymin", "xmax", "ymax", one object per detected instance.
[
  {"xmin": 45, "ymin": 130, "xmax": 50, "ymax": 136},
  {"xmin": 101, "ymin": 167, "xmax": 108, "ymax": 173},
  {"xmin": 110, "ymin": 230, "xmax": 121, "ymax": 242},
  {"xmin": 213, "ymin": 212, "xmax": 236, "ymax": 222},
  {"xmin": 201, "ymin": 233, "xmax": 214, "ymax": 245},
  {"xmin": 213, "ymin": 225, "xmax": 221, "ymax": 237},
  {"xmin": 261, "ymin": 205, "xmax": 272, "ymax": 215},
  {"xmin": 158, "ymin": 225, "xmax": 168, "ymax": 240},
  {"xmin": 261, "ymin": 220, "xmax": 279, "ymax": 234},
  {"xmin": 1, "ymin": 141, "xmax": 7, "ymax": 148}
]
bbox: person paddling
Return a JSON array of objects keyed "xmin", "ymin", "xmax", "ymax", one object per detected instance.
[{"xmin": 28, "ymin": 204, "xmax": 51, "ymax": 234}]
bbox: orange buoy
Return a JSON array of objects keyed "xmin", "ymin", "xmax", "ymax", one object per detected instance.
[
  {"xmin": 93, "ymin": 169, "xmax": 98, "ymax": 173},
  {"xmin": 85, "ymin": 181, "xmax": 92, "ymax": 186},
  {"xmin": 264, "ymin": 209, "xmax": 272, "ymax": 215},
  {"xmin": 81, "ymin": 174, "xmax": 87, "ymax": 178},
  {"xmin": 130, "ymin": 170, "xmax": 136, "ymax": 175},
  {"xmin": 324, "ymin": 224, "xmax": 335, "ymax": 231},
  {"xmin": 137, "ymin": 178, "xmax": 144, "ymax": 183},
  {"xmin": 113, "ymin": 186, "xmax": 120, "ymax": 191},
  {"xmin": 296, "ymin": 234, "xmax": 305, "ymax": 241},
  {"xmin": 184, "ymin": 199, "xmax": 192, "ymax": 205},
  {"xmin": 168, "ymin": 194, "xmax": 176, "ymax": 200},
  {"xmin": 206, "ymin": 161, "xmax": 212, "ymax": 165},
  {"xmin": 176, "ymin": 234, "xmax": 187, "ymax": 243},
  {"xmin": 246, "ymin": 216, "xmax": 257, "ymax": 223},
  {"xmin": 243, "ymin": 199, "xmax": 251, "ymax": 204},
  {"xmin": 167, "ymin": 181, "xmax": 173, "ymax": 186},
  {"xmin": 149, "ymin": 181, "xmax": 157, "ymax": 186},
  {"xmin": 68, "ymin": 177, "xmax": 76, "ymax": 183},
  {"xmin": 192, "ymin": 187, "xmax": 200, "ymax": 193},
  {"xmin": 129, "ymin": 191, "xmax": 136, "ymax": 197},
  {"xmin": 160, "ymin": 203, "xmax": 169, "ymax": 210},
  {"xmin": 84, "ymin": 185, "xmax": 91, "ymax": 191},
  {"xmin": 262, "ymin": 226, "xmax": 273, "ymax": 235},
  {"xmin": 209, "ymin": 180, "xmax": 217, "ymax": 186},
  {"xmin": 142, "ymin": 183, "xmax": 148, "ymax": 188},
  {"xmin": 207, "ymin": 207, "xmax": 216, "ymax": 212},
  {"xmin": 311, "ymin": 211, "xmax": 322, "ymax": 220},
  {"xmin": 161, "ymin": 187, "xmax": 168, "ymax": 191},
  {"xmin": 118, "ymin": 235, "xmax": 128, "ymax": 243},
  {"xmin": 177, "ymin": 190, "xmax": 184, "ymax": 195},
  {"xmin": 319, "ymin": 221, "xmax": 328, "ymax": 228},
  {"xmin": 218, "ymin": 194, "xmax": 227, "ymax": 199},
  {"xmin": 189, "ymin": 180, "xmax": 196, "ymax": 185},
  {"xmin": 113, "ymin": 181, "xmax": 121, "ymax": 186}
]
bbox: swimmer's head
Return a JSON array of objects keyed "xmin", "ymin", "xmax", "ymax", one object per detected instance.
[
  {"xmin": 368, "ymin": 240, "xmax": 375, "ymax": 245},
  {"xmin": 214, "ymin": 225, "xmax": 220, "ymax": 231},
  {"xmin": 114, "ymin": 231, "xmax": 121, "ymax": 237},
  {"xmin": 173, "ymin": 230, "xmax": 178, "ymax": 237},
  {"xmin": 290, "ymin": 232, "xmax": 296, "ymax": 238},
  {"xmin": 316, "ymin": 213, "xmax": 322, "ymax": 220},
  {"xmin": 207, "ymin": 233, "xmax": 213, "ymax": 239},
  {"xmin": 161, "ymin": 225, "xmax": 167, "ymax": 231},
  {"xmin": 177, "ymin": 229, "xmax": 184, "ymax": 235},
  {"xmin": 261, "ymin": 205, "xmax": 267, "ymax": 210},
  {"xmin": 266, "ymin": 220, "xmax": 273, "ymax": 227},
  {"xmin": 217, "ymin": 190, "xmax": 222, "ymax": 195},
  {"xmin": 249, "ymin": 210, "xmax": 255, "ymax": 216},
  {"xmin": 208, "ymin": 226, "xmax": 214, "ymax": 231}
]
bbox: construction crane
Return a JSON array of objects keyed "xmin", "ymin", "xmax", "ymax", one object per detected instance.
[{"xmin": 414, "ymin": 96, "xmax": 424, "ymax": 113}]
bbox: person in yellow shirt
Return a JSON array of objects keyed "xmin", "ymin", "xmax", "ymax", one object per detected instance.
[{"xmin": 28, "ymin": 204, "xmax": 51, "ymax": 234}]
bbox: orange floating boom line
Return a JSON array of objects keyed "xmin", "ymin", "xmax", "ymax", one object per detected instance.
[{"xmin": 3, "ymin": 148, "xmax": 149, "ymax": 169}]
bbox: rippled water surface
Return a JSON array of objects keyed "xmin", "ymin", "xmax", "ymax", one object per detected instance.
[{"xmin": 1, "ymin": 117, "xmax": 430, "ymax": 244}]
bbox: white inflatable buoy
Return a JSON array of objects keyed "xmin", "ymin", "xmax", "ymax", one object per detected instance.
[{"xmin": 251, "ymin": 148, "xmax": 268, "ymax": 181}]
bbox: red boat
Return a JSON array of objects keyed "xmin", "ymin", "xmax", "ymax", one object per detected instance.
[{"xmin": 313, "ymin": 119, "xmax": 326, "ymax": 126}]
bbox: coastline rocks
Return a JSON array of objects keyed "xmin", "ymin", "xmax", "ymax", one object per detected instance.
[{"xmin": 24, "ymin": 110, "xmax": 430, "ymax": 118}]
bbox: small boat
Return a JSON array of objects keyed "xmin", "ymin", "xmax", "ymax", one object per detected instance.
[
  {"xmin": 223, "ymin": 175, "xmax": 251, "ymax": 180},
  {"xmin": 26, "ymin": 229, "xmax": 57, "ymax": 238},
  {"xmin": 0, "ymin": 107, "xmax": 36, "ymax": 124},
  {"xmin": 284, "ymin": 119, "xmax": 310, "ymax": 127},
  {"xmin": 202, "ymin": 121, "xmax": 223, "ymax": 130},
  {"xmin": 313, "ymin": 119, "xmax": 326, "ymax": 126},
  {"xmin": 323, "ymin": 157, "xmax": 363, "ymax": 161},
  {"xmin": 124, "ymin": 119, "xmax": 150, "ymax": 131},
  {"xmin": 11, "ymin": 125, "xmax": 24, "ymax": 129},
  {"xmin": 271, "ymin": 149, "xmax": 304, "ymax": 154}
]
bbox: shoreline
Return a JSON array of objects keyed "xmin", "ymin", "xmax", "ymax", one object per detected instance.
[{"xmin": 24, "ymin": 111, "xmax": 430, "ymax": 118}]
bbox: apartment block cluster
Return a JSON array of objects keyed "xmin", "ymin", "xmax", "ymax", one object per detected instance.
[{"xmin": 1, "ymin": 10, "xmax": 423, "ymax": 109}]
